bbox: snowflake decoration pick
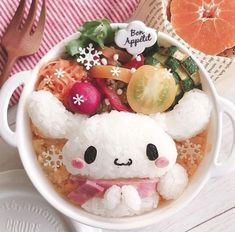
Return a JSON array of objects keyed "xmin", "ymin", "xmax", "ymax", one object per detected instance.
[
  {"xmin": 177, "ymin": 140, "xmax": 202, "ymax": 165},
  {"xmin": 73, "ymin": 94, "xmax": 85, "ymax": 105},
  {"xmin": 43, "ymin": 75, "xmax": 52, "ymax": 85},
  {"xmin": 54, "ymin": 68, "xmax": 65, "ymax": 78},
  {"xmin": 111, "ymin": 66, "xmax": 121, "ymax": 77},
  {"xmin": 42, "ymin": 145, "xmax": 63, "ymax": 171},
  {"xmin": 77, "ymin": 43, "xmax": 102, "ymax": 70}
]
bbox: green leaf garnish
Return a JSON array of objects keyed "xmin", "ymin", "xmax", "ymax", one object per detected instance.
[
  {"xmin": 66, "ymin": 19, "xmax": 114, "ymax": 57},
  {"xmin": 79, "ymin": 19, "xmax": 114, "ymax": 48},
  {"xmin": 66, "ymin": 36, "xmax": 90, "ymax": 56}
]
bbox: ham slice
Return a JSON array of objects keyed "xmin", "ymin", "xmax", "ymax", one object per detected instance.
[
  {"xmin": 137, "ymin": 182, "xmax": 157, "ymax": 198},
  {"xmin": 68, "ymin": 180, "xmax": 104, "ymax": 205},
  {"xmin": 68, "ymin": 177, "xmax": 159, "ymax": 205},
  {"xmin": 97, "ymin": 178, "xmax": 158, "ymax": 198}
]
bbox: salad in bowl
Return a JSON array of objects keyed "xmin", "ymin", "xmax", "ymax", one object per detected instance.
[{"xmin": 28, "ymin": 20, "xmax": 211, "ymax": 217}]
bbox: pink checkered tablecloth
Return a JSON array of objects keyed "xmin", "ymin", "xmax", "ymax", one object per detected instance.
[{"xmin": 0, "ymin": 0, "xmax": 139, "ymax": 106}]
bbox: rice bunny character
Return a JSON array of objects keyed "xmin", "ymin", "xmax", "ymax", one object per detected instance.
[{"xmin": 28, "ymin": 89, "xmax": 211, "ymax": 217}]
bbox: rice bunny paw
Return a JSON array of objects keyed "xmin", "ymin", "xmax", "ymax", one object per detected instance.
[
  {"xmin": 104, "ymin": 185, "xmax": 142, "ymax": 211},
  {"xmin": 157, "ymin": 164, "xmax": 188, "ymax": 200},
  {"xmin": 103, "ymin": 185, "xmax": 122, "ymax": 210},
  {"xmin": 121, "ymin": 185, "xmax": 141, "ymax": 211}
]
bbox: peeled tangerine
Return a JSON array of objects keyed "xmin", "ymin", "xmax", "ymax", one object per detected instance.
[
  {"xmin": 68, "ymin": 82, "xmax": 101, "ymax": 114},
  {"xmin": 127, "ymin": 65, "xmax": 177, "ymax": 114},
  {"xmin": 170, "ymin": 0, "xmax": 235, "ymax": 55}
]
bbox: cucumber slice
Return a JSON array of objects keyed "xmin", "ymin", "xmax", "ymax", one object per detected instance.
[
  {"xmin": 153, "ymin": 53, "xmax": 168, "ymax": 64},
  {"xmin": 158, "ymin": 46, "xmax": 177, "ymax": 56},
  {"xmin": 175, "ymin": 66, "xmax": 195, "ymax": 92},
  {"xmin": 172, "ymin": 72, "xmax": 183, "ymax": 106},
  {"xmin": 175, "ymin": 66, "xmax": 189, "ymax": 81},
  {"xmin": 158, "ymin": 46, "xmax": 187, "ymax": 61},
  {"xmin": 144, "ymin": 56, "xmax": 159, "ymax": 65},
  {"xmin": 172, "ymin": 72, "xmax": 181, "ymax": 85},
  {"xmin": 182, "ymin": 56, "xmax": 199, "ymax": 75},
  {"xmin": 165, "ymin": 57, "xmax": 181, "ymax": 72},
  {"xmin": 181, "ymin": 78, "xmax": 194, "ymax": 92},
  {"xmin": 167, "ymin": 46, "xmax": 178, "ymax": 56},
  {"xmin": 191, "ymin": 71, "xmax": 201, "ymax": 85},
  {"xmin": 172, "ymin": 50, "xmax": 187, "ymax": 61}
]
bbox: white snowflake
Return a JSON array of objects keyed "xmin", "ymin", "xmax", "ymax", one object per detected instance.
[
  {"xmin": 54, "ymin": 68, "xmax": 65, "ymax": 78},
  {"xmin": 130, "ymin": 68, "xmax": 136, "ymax": 73},
  {"xmin": 177, "ymin": 140, "xmax": 202, "ymax": 165},
  {"xmin": 43, "ymin": 75, "xmax": 52, "ymax": 85},
  {"xmin": 73, "ymin": 94, "xmax": 85, "ymax": 105},
  {"xmin": 135, "ymin": 55, "xmax": 142, "ymax": 61},
  {"xmin": 110, "ymin": 66, "xmax": 121, "ymax": 77},
  {"xmin": 77, "ymin": 43, "xmax": 102, "ymax": 70},
  {"xmin": 42, "ymin": 145, "xmax": 63, "ymax": 171}
]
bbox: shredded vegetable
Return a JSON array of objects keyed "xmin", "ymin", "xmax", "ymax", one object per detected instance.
[{"xmin": 37, "ymin": 59, "xmax": 87, "ymax": 102}]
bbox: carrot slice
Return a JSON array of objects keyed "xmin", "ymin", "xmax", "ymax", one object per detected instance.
[{"xmin": 90, "ymin": 65, "xmax": 132, "ymax": 83}]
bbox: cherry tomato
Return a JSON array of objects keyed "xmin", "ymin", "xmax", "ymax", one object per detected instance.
[{"xmin": 127, "ymin": 65, "xmax": 177, "ymax": 114}]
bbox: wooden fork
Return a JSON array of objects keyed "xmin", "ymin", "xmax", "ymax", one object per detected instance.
[{"xmin": 0, "ymin": 0, "xmax": 46, "ymax": 88}]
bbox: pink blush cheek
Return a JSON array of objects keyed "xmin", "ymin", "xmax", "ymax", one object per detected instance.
[
  {"xmin": 71, "ymin": 158, "xmax": 86, "ymax": 169},
  {"xmin": 155, "ymin": 157, "xmax": 169, "ymax": 168}
]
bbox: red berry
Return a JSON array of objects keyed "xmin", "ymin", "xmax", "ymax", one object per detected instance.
[
  {"xmin": 123, "ymin": 54, "xmax": 144, "ymax": 69},
  {"xmin": 68, "ymin": 82, "xmax": 101, "ymax": 114}
]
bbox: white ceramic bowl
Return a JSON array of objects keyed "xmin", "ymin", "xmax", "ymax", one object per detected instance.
[{"xmin": 1, "ymin": 23, "xmax": 235, "ymax": 230}]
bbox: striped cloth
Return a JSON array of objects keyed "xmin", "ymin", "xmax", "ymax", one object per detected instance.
[{"xmin": 0, "ymin": 0, "xmax": 139, "ymax": 106}]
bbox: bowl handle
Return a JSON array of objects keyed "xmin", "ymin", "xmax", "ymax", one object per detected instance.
[
  {"xmin": 212, "ymin": 96, "xmax": 235, "ymax": 177},
  {"xmin": 0, "ymin": 71, "xmax": 30, "ymax": 147}
]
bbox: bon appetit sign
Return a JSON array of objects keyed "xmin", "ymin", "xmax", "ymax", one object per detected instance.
[{"xmin": 115, "ymin": 21, "xmax": 157, "ymax": 55}]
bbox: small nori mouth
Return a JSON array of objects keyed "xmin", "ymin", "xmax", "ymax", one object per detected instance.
[{"xmin": 114, "ymin": 158, "xmax": 132, "ymax": 166}]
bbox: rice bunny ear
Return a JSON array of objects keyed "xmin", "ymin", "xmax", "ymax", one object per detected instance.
[
  {"xmin": 152, "ymin": 89, "xmax": 212, "ymax": 141},
  {"xmin": 28, "ymin": 90, "xmax": 86, "ymax": 139}
]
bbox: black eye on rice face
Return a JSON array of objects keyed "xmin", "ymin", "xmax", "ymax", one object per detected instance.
[
  {"xmin": 84, "ymin": 146, "xmax": 97, "ymax": 164},
  {"xmin": 146, "ymin": 143, "xmax": 159, "ymax": 161}
]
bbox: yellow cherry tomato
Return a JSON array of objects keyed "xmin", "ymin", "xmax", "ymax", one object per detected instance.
[{"xmin": 127, "ymin": 65, "xmax": 177, "ymax": 114}]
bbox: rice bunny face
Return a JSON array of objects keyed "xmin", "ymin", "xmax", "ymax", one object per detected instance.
[{"xmin": 62, "ymin": 111, "xmax": 177, "ymax": 179}]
